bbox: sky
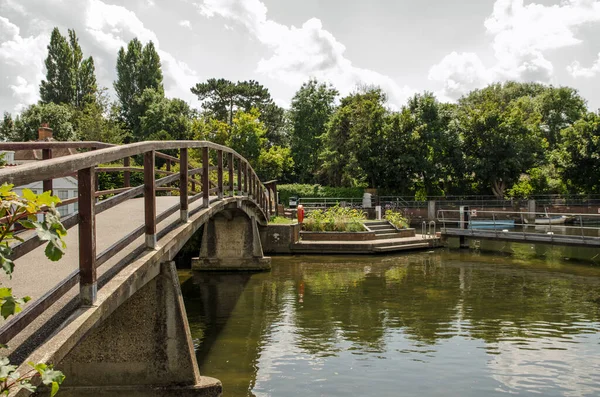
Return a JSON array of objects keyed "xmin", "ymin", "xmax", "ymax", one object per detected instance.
[{"xmin": 3, "ymin": 0, "xmax": 600, "ymax": 114}]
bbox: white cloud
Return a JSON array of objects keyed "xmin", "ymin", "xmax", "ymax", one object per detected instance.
[
  {"xmin": 196, "ymin": 0, "xmax": 414, "ymax": 107},
  {"xmin": 179, "ymin": 20, "xmax": 192, "ymax": 29},
  {"xmin": 568, "ymin": 55, "xmax": 600, "ymax": 77},
  {"xmin": 430, "ymin": 0, "xmax": 600, "ymax": 99},
  {"xmin": 0, "ymin": 0, "xmax": 198, "ymax": 113},
  {"xmin": 0, "ymin": 16, "xmax": 48, "ymax": 113}
]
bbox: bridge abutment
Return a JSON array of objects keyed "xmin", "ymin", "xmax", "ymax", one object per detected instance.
[
  {"xmin": 53, "ymin": 262, "xmax": 221, "ymax": 397},
  {"xmin": 192, "ymin": 205, "xmax": 271, "ymax": 271}
]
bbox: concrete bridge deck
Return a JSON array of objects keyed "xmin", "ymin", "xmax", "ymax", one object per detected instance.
[{"xmin": 10, "ymin": 196, "xmax": 205, "ymax": 303}]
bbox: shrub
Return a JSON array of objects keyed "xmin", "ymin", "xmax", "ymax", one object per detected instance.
[
  {"xmin": 303, "ymin": 206, "xmax": 366, "ymax": 232},
  {"xmin": 384, "ymin": 209, "xmax": 409, "ymax": 229}
]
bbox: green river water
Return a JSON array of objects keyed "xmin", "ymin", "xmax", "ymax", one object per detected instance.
[{"xmin": 180, "ymin": 248, "xmax": 600, "ymax": 397}]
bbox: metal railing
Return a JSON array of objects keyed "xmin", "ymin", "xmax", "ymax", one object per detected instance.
[{"xmin": 437, "ymin": 208, "xmax": 600, "ymax": 246}]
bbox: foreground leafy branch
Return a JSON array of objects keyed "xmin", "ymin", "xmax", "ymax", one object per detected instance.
[{"xmin": 0, "ymin": 183, "xmax": 67, "ymax": 396}]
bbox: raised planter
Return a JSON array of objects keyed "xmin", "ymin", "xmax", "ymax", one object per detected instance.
[{"xmin": 300, "ymin": 231, "xmax": 376, "ymax": 241}]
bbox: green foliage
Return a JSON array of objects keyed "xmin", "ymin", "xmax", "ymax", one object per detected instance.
[
  {"xmin": 114, "ymin": 38, "xmax": 164, "ymax": 137},
  {"xmin": 384, "ymin": 210, "xmax": 409, "ymax": 229},
  {"xmin": 9, "ymin": 103, "xmax": 76, "ymax": 142},
  {"xmin": 190, "ymin": 78, "xmax": 285, "ymax": 145},
  {"xmin": 269, "ymin": 216, "xmax": 294, "ymax": 225},
  {"xmin": 320, "ymin": 86, "xmax": 388, "ymax": 187},
  {"xmin": 0, "ymin": 184, "xmax": 66, "ymax": 395},
  {"xmin": 289, "ymin": 79, "xmax": 338, "ymax": 183},
  {"xmin": 257, "ymin": 145, "xmax": 294, "ymax": 181},
  {"xmin": 303, "ymin": 206, "xmax": 366, "ymax": 232},
  {"xmin": 458, "ymin": 84, "xmax": 545, "ymax": 198},
  {"xmin": 555, "ymin": 112, "xmax": 600, "ymax": 193},
  {"xmin": 277, "ymin": 184, "xmax": 365, "ymax": 207},
  {"xmin": 138, "ymin": 89, "xmax": 195, "ymax": 141},
  {"xmin": 40, "ymin": 27, "xmax": 97, "ymax": 109}
]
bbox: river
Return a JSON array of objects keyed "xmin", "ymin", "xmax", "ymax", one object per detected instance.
[{"xmin": 180, "ymin": 249, "xmax": 600, "ymax": 396}]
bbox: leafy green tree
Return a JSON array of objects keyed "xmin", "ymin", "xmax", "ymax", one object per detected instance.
[
  {"xmin": 138, "ymin": 88, "xmax": 195, "ymax": 141},
  {"xmin": 0, "ymin": 113, "xmax": 16, "ymax": 142},
  {"xmin": 458, "ymin": 91, "xmax": 544, "ymax": 198},
  {"xmin": 288, "ymin": 79, "xmax": 338, "ymax": 183},
  {"xmin": 555, "ymin": 112, "xmax": 600, "ymax": 193},
  {"xmin": 191, "ymin": 78, "xmax": 285, "ymax": 145},
  {"xmin": 13, "ymin": 103, "xmax": 75, "ymax": 141},
  {"xmin": 72, "ymin": 89, "xmax": 126, "ymax": 143},
  {"xmin": 257, "ymin": 145, "xmax": 294, "ymax": 181},
  {"xmin": 228, "ymin": 108, "xmax": 267, "ymax": 164},
  {"xmin": 535, "ymin": 86, "xmax": 586, "ymax": 148},
  {"xmin": 114, "ymin": 38, "xmax": 164, "ymax": 137},
  {"xmin": 40, "ymin": 28, "xmax": 97, "ymax": 109},
  {"xmin": 320, "ymin": 87, "xmax": 387, "ymax": 187}
]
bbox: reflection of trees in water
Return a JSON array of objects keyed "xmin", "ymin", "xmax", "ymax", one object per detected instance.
[{"xmin": 181, "ymin": 252, "xmax": 600, "ymax": 395}]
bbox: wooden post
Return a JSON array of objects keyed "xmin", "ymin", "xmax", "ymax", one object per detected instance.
[
  {"xmin": 228, "ymin": 152, "xmax": 234, "ymax": 197},
  {"xmin": 236, "ymin": 157, "xmax": 242, "ymax": 195},
  {"xmin": 123, "ymin": 157, "xmax": 131, "ymax": 188},
  {"xmin": 268, "ymin": 186, "xmax": 272, "ymax": 215},
  {"xmin": 91, "ymin": 147, "xmax": 99, "ymax": 193},
  {"xmin": 202, "ymin": 147, "xmax": 209, "ymax": 208},
  {"xmin": 144, "ymin": 151, "xmax": 157, "ymax": 249},
  {"xmin": 166, "ymin": 160, "xmax": 171, "ymax": 172},
  {"xmin": 180, "ymin": 148, "xmax": 189, "ymax": 222},
  {"xmin": 243, "ymin": 162, "xmax": 248, "ymax": 195},
  {"xmin": 249, "ymin": 172, "xmax": 254, "ymax": 199},
  {"xmin": 217, "ymin": 150, "xmax": 223, "ymax": 199},
  {"xmin": 42, "ymin": 148, "xmax": 53, "ymax": 194},
  {"xmin": 78, "ymin": 167, "xmax": 96, "ymax": 305}
]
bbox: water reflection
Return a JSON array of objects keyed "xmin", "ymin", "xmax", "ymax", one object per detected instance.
[{"xmin": 181, "ymin": 251, "xmax": 600, "ymax": 397}]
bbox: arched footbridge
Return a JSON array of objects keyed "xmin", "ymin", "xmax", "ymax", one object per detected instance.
[{"xmin": 0, "ymin": 141, "xmax": 278, "ymax": 396}]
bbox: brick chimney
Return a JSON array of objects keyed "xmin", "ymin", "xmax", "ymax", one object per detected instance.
[{"xmin": 38, "ymin": 123, "xmax": 53, "ymax": 140}]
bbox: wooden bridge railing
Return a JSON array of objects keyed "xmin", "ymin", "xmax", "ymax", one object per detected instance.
[{"xmin": 0, "ymin": 141, "xmax": 276, "ymax": 344}]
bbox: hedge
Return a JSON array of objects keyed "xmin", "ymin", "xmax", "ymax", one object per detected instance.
[{"xmin": 277, "ymin": 184, "xmax": 364, "ymax": 206}]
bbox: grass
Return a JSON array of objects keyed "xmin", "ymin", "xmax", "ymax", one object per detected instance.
[{"xmin": 269, "ymin": 216, "xmax": 295, "ymax": 224}]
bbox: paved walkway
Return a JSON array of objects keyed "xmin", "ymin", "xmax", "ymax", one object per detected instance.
[{"xmin": 10, "ymin": 196, "xmax": 205, "ymax": 302}]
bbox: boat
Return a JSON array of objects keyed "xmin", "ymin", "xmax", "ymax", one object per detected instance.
[
  {"xmin": 524, "ymin": 215, "xmax": 568, "ymax": 225},
  {"xmin": 468, "ymin": 219, "xmax": 515, "ymax": 229}
]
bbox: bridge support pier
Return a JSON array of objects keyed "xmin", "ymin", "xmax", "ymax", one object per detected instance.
[
  {"xmin": 54, "ymin": 262, "xmax": 221, "ymax": 397},
  {"xmin": 192, "ymin": 204, "xmax": 271, "ymax": 271}
]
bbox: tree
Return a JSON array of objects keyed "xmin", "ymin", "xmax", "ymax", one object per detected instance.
[
  {"xmin": 138, "ymin": 89, "xmax": 195, "ymax": 141},
  {"xmin": 320, "ymin": 87, "xmax": 388, "ymax": 187},
  {"xmin": 114, "ymin": 38, "xmax": 164, "ymax": 137},
  {"xmin": 288, "ymin": 79, "xmax": 338, "ymax": 184},
  {"xmin": 40, "ymin": 28, "xmax": 97, "ymax": 108},
  {"xmin": 535, "ymin": 86, "xmax": 586, "ymax": 148},
  {"xmin": 458, "ymin": 92, "xmax": 544, "ymax": 198},
  {"xmin": 257, "ymin": 145, "xmax": 294, "ymax": 181},
  {"xmin": 72, "ymin": 89, "xmax": 126, "ymax": 144},
  {"xmin": 190, "ymin": 78, "xmax": 285, "ymax": 145},
  {"xmin": 13, "ymin": 103, "xmax": 75, "ymax": 141},
  {"xmin": 555, "ymin": 112, "xmax": 600, "ymax": 193}
]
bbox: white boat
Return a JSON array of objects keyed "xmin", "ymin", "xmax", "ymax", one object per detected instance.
[{"xmin": 524, "ymin": 215, "xmax": 568, "ymax": 225}]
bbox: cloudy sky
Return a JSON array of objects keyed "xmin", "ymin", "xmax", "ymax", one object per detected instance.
[{"xmin": 3, "ymin": 0, "xmax": 600, "ymax": 114}]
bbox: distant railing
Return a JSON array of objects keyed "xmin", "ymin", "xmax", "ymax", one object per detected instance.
[
  {"xmin": 0, "ymin": 141, "xmax": 275, "ymax": 344},
  {"xmin": 437, "ymin": 208, "xmax": 600, "ymax": 246}
]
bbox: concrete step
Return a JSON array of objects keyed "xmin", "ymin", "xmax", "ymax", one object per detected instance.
[
  {"xmin": 368, "ymin": 224, "xmax": 394, "ymax": 230},
  {"xmin": 373, "ymin": 243, "xmax": 430, "ymax": 252},
  {"xmin": 374, "ymin": 233, "xmax": 401, "ymax": 240},
  {"xmin": 374, "ymin": 228, "xmax": 397, "ymax": 234}
]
